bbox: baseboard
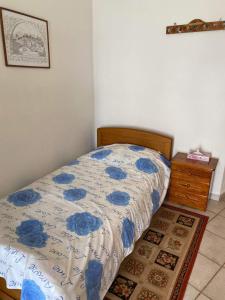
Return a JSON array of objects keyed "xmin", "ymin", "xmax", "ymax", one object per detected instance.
[
  {"xmin": 210, "ymin": 192, "xmax": 225, "ymax": 201},
  {"xmin": 220, "ymin": 192, "xmax": 225, "ymax": 201}
]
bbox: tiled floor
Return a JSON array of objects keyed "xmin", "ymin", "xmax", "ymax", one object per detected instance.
[{"xmin": 173, "ymin": 198, "xmax": 225, "ymax": 300}]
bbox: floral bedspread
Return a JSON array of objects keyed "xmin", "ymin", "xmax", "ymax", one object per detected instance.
[{"xmin": 0, "ymin": 144, "xmax": 170, "ymax": 300}]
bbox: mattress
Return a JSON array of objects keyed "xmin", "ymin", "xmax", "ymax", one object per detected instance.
[{"xmin": 0, "ymin": 144, "xmax": 170, "ymax": 300}]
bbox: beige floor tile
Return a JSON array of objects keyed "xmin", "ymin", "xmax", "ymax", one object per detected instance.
[
  {"xmin": 219, "ymin": 208, "xmax": 225, "ymax": 218},
  {"xmin": 196, "ymin": 294, "xmax": 211, "ymax": 300},
  {"xmin": 205, "ymin": 210, "xmax": 216, "ymax": 221},
  {"xmin": 207, "ymin": 199, "xmax": 225, "ymax": 214},
  {"xmin": 183, "ymin": 284, "xmax": 200, "ymax": 300},
  {"xmin": 207, "ymin": 215, "xmax": 225, "ymax": 239},
  {"xmin": 199, "ymin": 230, "xmax": 225, "ymax": 265},
  {"xmin": 189, "ymin": 254, "xmax": 220, "ymax": 290},
  {"xmin": 203, "ymin": 268, "xmax": 225, "ymax": 300}
]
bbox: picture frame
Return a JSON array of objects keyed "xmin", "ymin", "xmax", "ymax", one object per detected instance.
[{"xmin": 0, "ymin": 7, "xmax": 50, "ymax": 68}]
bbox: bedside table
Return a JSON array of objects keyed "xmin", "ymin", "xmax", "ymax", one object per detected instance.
[{"xmin": 168, "ymin": 152, "xmax": 218, "ymax": 211}]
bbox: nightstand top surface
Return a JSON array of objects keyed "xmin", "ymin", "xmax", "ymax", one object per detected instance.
[{"xmin": 173, "ymin": 152, "xmax": 218, "ymax": 171}]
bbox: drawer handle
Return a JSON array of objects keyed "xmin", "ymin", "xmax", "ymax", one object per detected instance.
[{"xmin": 180, "ymin": 183, "xmax": 191, "ymax": 188}]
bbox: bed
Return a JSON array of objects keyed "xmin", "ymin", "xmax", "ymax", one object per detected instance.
[{"xmin": 0, "ymin": 127, "xmax": 173, "ymax": 300}]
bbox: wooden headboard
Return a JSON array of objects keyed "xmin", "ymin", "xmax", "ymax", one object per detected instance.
[{"xmin": 97, "ymin": 127, "xmax": 173, "ymax": 160}]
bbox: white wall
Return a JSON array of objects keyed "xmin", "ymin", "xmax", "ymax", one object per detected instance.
[
  {"xmin": 93, "ymin": 0, "xmax": 225, "ymax": 197},
  {"xmin": 0, "ymin": 0, "xmax": 94, "ymax": 198}
]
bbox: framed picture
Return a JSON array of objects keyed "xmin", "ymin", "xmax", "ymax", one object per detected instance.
[{"xmin": 0, "ymin": 7, "xmax": 50, "ymax": 68}]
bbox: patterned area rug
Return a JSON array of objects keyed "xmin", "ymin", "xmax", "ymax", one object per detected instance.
[{"xmin": 105, "ymin": 204, "xmax": 208, "ymax": 300}]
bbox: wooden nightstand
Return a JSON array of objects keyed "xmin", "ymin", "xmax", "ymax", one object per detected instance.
[{"xmin": 168, "ymin": 152, "xmax": 218, "ymax": 211}]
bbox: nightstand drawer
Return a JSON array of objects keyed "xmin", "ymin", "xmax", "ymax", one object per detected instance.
[
  {"xmin": 171, "ymin": 170, "xmax": 211, "ymax": 185},
  {"xmin": 172, "ymin": 165, "xmax": 211, "ymax": 179},
  {"xmin": 170, "ymin": 178, "xmax": 209, "ymax": 196},
  {"xmin": 168, "ymin": 188, "xmax": 207, "ymax": 210}
]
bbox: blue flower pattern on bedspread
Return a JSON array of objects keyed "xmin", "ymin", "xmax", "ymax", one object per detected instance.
[
  {"xmin": 66, "ymin": 212, "xmax": 103, "ymax": 236},
  {"xmin": 85, "ymin": 260, "xmax": 103, "ymax": 300},
  {"xmin": 121, "ymin": 218, "xmax": 135, "ymax": 248},
  {"xmin": 21, "ymin": 279, "xmax": 46, "ymax": 300},
  {"xmin": 129, "ymin": 145, "xmax": 145, "ymax": 152},
  {"xmin": 16, "ymin": 220, "xmax": 44, "ymax": 236},
  {"xmin": 106, "ymin": 191, "xmax": 130, "ymax": 206},
  {"xmin": 105, "ymin": 166, "xmax": 127, "ymax": 180},
  {"xmin": 0, "ymin": 144, "xmax": 170, "ymax": 300},
  {"xmin": 136, "ymin": 158, "xmax": 158, "ymax": 174},
  {"xmin": 64, "ymin": 188, "xmax": 87, "ymax": 201},
  {"xmin": 160, "ymin": 154, "xmax": 171, "ymax": 168},
  {"xmin": 16, "ymin": 220, "xmax": 48, "ymax": 248},
  {"xmin": 91, "ymin": 149, "xmax": 112, "ymax": 160},
  {"xmin": 7, "ymin": 189, "xmax": 41, "ymax": 207},
  {"xmin": 151, "ymin": 189, "xmax": 161, "ymax": 214},
  {"xmin": 53, "ymin": 172, "xmax": 75, "ymax": 184}
]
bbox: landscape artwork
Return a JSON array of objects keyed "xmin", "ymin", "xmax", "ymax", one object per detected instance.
[{"xmin": 0, "ymin": 8, "xmax": 50, "ymax": 68}]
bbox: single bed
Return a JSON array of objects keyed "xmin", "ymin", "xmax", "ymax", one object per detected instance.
[{"xmin": 0, "ymin": 127, "xmax": 173, "ymax": 300}]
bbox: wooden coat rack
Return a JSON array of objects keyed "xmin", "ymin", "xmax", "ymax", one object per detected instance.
[{"xmin": 166, "ymin": 19, "xmax": 225, "ymax": 34}]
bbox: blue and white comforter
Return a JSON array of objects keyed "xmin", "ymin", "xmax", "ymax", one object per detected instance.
[{"xmin": 0, "ymin": 144, "xmax": 170, "ymax": 300}]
